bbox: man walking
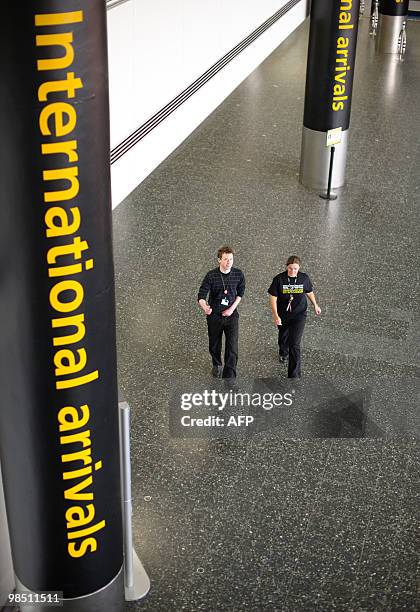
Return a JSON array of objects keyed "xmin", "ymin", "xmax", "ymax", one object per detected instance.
[{"xmin": 198, "ymin": 246, "xmax": 245, "ymax": 379}]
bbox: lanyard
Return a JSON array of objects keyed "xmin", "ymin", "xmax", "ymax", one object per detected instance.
[
  {"xmin": 286, "ymin": 276, "xmax": 297, "ymax": 312},
  {"xmin": 220, "ymin": 272, "xmax": 230, "ymax": 295}
]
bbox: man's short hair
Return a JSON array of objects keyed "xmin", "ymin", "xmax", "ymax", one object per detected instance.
[{"xmin": 217, "ymin": 246, "xmax": 234, "ymax": 259}]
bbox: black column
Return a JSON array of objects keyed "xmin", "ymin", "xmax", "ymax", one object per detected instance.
[
  {"xmin": 300, "ymin": 0, "xmax": 361, "ymax": 190},
  {"xmin": 380, "ymin": 0, "xmax": 409, "ymax": 16},
  {"xmin": 0, "ymin": 1, "xmax": 123, "ymax": 604},
  {"xmin": 376, "ymin": 0, "xmax": 409, "ymax": 53}
]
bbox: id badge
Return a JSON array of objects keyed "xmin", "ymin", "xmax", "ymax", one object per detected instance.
[{"xmin": 221, "ymin": 297, "xmax": 229, "ymax": 306}]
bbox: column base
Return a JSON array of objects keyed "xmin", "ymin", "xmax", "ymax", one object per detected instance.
[
  {"xmin": 376, "ymin": 14, "xmax": 405, "ymax": 54},
  {"xmin": 16, "ymin": 565, "xmax": 124, "ymax": 612},
  {"xmin": 299, "ymin": 126, "xmax": 348, "ymax": 191}
]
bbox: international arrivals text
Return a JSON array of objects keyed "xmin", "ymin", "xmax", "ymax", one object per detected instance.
[{"xmin": 35, "ymin": 9, "xmax": 105, "ymax": 560}]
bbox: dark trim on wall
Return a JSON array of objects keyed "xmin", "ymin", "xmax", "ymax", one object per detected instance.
[
  {"xmin": 106, "ymin": 0, "xmax": 131, "ymax": 11},
  {"xmin": 110, "ymin": 0, "xmax": 304, "ymax": 164}
]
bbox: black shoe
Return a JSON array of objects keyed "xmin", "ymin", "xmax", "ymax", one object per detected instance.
[
  {"xmin": 279, "ymin": 352, "xmax": 288, "ymax": 363},
  {"xmin": 212, "ymin": 365, "xmax": 223, "ymax": 378},
  {"xmin": 223, "ymin": 376, "xmax": 238, "ymax": 391}
]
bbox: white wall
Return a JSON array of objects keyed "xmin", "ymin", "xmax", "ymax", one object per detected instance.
[{"xmin": 107, "ymin": 0, "xmax": 308, "ymax": 207}]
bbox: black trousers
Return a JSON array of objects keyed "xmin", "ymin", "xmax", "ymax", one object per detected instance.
[
  {"xmin": 278, "ymin": 316, "xmax": 306, "ymax": 378},
  {"xmin": 207, "ymin": 311, "xmax": 239, "ymax": 378}
]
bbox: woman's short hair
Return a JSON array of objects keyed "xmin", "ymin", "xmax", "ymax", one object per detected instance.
[{"xmin": 286, "ymin": 255, "xmax": 302, "ymax": 267}]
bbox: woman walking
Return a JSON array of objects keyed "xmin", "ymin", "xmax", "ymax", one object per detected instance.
[{"xmin": 268, "ymin": 256, "xmax": 321, "ymax": 378}]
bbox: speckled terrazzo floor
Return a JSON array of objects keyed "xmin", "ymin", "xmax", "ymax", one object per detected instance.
[{"xmin": 112, "ymin": 13, "xmax": 420, "ymax": 612}]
